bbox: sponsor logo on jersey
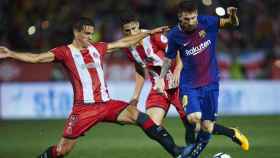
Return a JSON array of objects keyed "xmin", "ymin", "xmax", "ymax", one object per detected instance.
[
  {"xmin": 184, "ymin": 40, "xmax": 211, "ymax": 56},
  {"xmin": 183, "ymin": 41, "xmax": 191, "ymax": 47}
]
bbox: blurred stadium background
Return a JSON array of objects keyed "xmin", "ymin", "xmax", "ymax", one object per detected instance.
[{"xmin": 0, "ymin": 0, "xmax": 280, "ymax": 158}]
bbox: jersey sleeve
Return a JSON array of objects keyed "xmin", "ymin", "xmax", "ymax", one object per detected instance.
[
  {"xmin": 152, "ymin": 33, "xmax": 168, "ymax": 50},
  {"xmin": 199, "ymin": 16, "xmax": 220, "ymax": 33},
  {"xmin": 50, "ymin": 46, "xmax": 66, "ymax": 61},
  {"xmin": 166, "ymin": 31, "xmax": 179, "ymax": 59},
  {"xmin": 93, "ymin": 42, "xmax": 108, "ymax": 57}
]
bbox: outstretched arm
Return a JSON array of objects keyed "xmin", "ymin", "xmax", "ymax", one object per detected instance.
[
  {"xmin": 107, "ymin": 26, "xmax": 169, "ymax": 52},
  {"xmin": 0, "ymin": 47, "xmax": 55, "ymax": 63},
  {"xmin": 220, "ymin": 7, "xmax": 239, "ymax": 28}
]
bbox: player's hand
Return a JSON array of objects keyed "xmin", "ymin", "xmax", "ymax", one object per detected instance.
[
  {"xmin": 173, "ymin": 69, "xmax": 181, "ymax": 87},
  {"xmin": 129, "ymin": 98, "xmax": 139, "ymax": 106},
  {"xmin": 153, "ymin": 78, "xmax": 165, "ymax": 94},
  {"xmin": 227, "ymin": 7, "xmax": 238, "ymax": 16},
  {"xmin": 0, "ymin": 46, "xmax": 12, "ymax": 59},
  {"xmin": 150, "ymin": 26, "xmax": 170, "ymax": 35}
]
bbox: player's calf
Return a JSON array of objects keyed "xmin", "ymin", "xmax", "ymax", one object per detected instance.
[
  {"xmin": 212, "ymin": 123, "xmax": 235, "ymax": 138},
  {"xmin": 212, "ymin": 124, "xmax": 249, "ymax": 151},
  {"xmin": 136, "ymin": 112, "xmax": 182, "ymax": 157}
]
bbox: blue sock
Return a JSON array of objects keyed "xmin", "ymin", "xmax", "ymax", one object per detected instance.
[
  {"xmin": 185, "ymin": 120, "xmax": 197, "ymax": 144},
  {"xmin": 188, "ymin": 131, "xmax": 211, "ymax": 158}
]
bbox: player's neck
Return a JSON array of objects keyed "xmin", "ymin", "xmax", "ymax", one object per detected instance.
[{"xmin": 71, "ymin": 40, "xmax": 88, "ymax": 50}]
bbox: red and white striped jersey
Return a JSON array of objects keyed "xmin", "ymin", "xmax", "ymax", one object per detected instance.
[
  {"xmin": 51, "ymin": 42, "xmax": 110, "ymax": 105},
  {"xmin": 124, "ymin": 33, "xmax": 177, "ymax": 89}
]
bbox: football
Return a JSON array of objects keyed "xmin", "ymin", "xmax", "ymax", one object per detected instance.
[{"xmin": 213, "ymin": 152, "xmax": 232, "ymax": 158}]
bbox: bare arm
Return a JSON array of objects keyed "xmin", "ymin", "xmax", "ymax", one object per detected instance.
[
  {"xmin": 107, "ymin": 26, "xmax": 169, "ymax": 52},
  {"xmin": 0, "ymin": 47, "xmax": 55, "ymax": 63},
  {"xmin": 130, "ymin": 63, "xmax": 145, "ymax": 103},
  {"xmin": 153, "ymin": 57, "xmax": 172, "ymax": 94},
  {"xmin": 173, "ymin": 52, "xmax": 183, "ymax": 86},
  {"xmin": 220, "ymin": 7, "xmax": 239, "ymax": 28},
  {"xmin": 159, "ymin": 57, "xmax": 172, "ymax": 79}
]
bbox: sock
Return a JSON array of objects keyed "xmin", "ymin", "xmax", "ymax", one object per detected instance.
[
  {"xmin": 37, "ymin": 146, "xmax": 63, "ymax": 158},
  {"xmin": 212, "ymin": 123, "xmax": 235, "ymax": 139},
  {"xmin": 188, "ymin": 131, "xmax": 211, "ymax": 158},
  {"xmin": 184, "ymin": 119, "xmax": 197, "ymax": 145},
  {"xmin": 136, "ymin": 112, "xmax": 181, "ymax": 157}
]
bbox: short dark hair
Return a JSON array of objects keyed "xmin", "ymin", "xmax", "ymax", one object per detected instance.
[
  {"xmin": 177, "ymin": 0, "xmax": 197, "ymax": 14},
  {"xmin": 73, "ymin": 17, "xmax": 95, "ymax": 32},
  {"xmin": 119, "ymin": 10, "xmax": 139, "ymax": 26}
]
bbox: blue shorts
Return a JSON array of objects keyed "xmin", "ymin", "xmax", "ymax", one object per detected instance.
[{"xmin": 179, "ymin": 82, "xmax": 219, "ymax": 121}]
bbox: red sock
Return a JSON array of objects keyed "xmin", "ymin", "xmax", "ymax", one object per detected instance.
[
  {"xmin": 136, "ymin": 112, "xmax": 155, "ymax": 129},
  {"xmin": 51, "ymin": 146, "xmax": 58, "ymax": 158}
]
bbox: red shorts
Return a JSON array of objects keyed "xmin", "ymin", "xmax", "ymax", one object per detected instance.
[
  {"xmin": 146, "ymin": 88, "xmax": 186, "ymax": 119},
  {"xmin": 63, "ymin": 99, "xmax": 128, "ymax": 139}
]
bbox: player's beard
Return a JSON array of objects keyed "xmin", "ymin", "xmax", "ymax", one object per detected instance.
[{"xmin": 185, "ymin": 22, "xmax": 198, "ymax": 31}]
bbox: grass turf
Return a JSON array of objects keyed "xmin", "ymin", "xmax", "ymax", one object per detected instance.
[{"xmin": 0, "ymin": 115, "xmax": 279, "ymax": 158}]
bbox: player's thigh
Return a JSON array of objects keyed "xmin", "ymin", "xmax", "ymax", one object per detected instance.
[
  {"xmin": 168, "ymin": 88, "xmax": 186, "ymax": 119},
  {"xmin": 57, "ymin": 137, "xmax": 78, "ymax": 155},
  {"xmin": 146, "ymin": 107, "xmax": 166, "ymax": 125},
  {"xmin": 201, "ymin": 87, "xmax": 219, "ymax": 121},
  {"xmin": 179, "ymin": 87, "xmax": 202, "ymax": 123},
  {"xmin": 145, "ymin": 89, "xmax": 170, "ymax": 112}
]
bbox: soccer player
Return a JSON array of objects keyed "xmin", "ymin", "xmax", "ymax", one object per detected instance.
[
  {"xmin": 155, "ymin": 1, "xmax": 250, "ymax": 157},
  {"xmin": 0, "ymin": 17, "xmax": 187, "ymax": 158},
  {"xmin": 119, "ymin": 12, "xmax": 195, "ymax": 144}
]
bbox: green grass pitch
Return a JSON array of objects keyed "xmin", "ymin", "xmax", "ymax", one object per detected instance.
[{"xmin": 0, "ymin": 116, "xmax": 279, "ymax": 158}]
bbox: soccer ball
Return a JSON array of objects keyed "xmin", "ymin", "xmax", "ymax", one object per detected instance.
[{"xmin": 213, "ymin": 152, "xmax": 232, "ymax": 158}]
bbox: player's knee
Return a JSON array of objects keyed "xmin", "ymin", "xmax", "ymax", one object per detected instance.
[
  {"xmin": 147, "ymin": 114, "xmax": 162, "ymax": 126},
  {"xmin": 187, "ymin": 113, "xmax": 201, "ymax": 124},
  {"xmin": 201, "ymin": 121, "xmax": 214, "ymax": 133},
  {"xmin": 57, "ymin": 143, "xmax": 74, "ymax": 156},
  {"xmin": 146, "ymin": 111, "xmax": 163, "ymax": 126},
  {"xmin": 126, "ymin": 105, "xmax": 140, "ymax": 122}
]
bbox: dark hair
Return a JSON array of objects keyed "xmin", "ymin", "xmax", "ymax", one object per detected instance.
[
  {"xmin": 72, "ymin": 17, "xmax": 95, "ymax": 32},
  {"xmin": 119, "ymin": 10, "xmax": 139, "ymax": 26},
  {"xmin": 177, "ymin": 0, "xmax": 197, "ymax": 14}
]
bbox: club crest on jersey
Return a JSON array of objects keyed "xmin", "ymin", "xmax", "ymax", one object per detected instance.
[
  {"xmin": 146, "ymin": 48, "xmax": 152, "ymax": 55},
  {"xmin": 199, "ymin": 30, "xmax": 206, "ymax": 38},
  {"xmin": 92, "ymin": 52, "xmax": 100, "ymax": 58}
]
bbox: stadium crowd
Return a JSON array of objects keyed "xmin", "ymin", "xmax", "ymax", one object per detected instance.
[{"xmin": 0, "ymin": 0, "xmax": 280, "ymax": 81}]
